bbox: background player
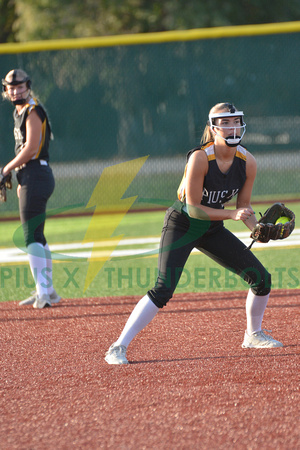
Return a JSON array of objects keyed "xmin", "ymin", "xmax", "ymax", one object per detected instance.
[
  {"xmin": 1, "ymin": 69, "xmax": 61, "ymax": 308},
  {"xmin": 105, "ymin": 102, "xmax": 283, "ymax": 364}
]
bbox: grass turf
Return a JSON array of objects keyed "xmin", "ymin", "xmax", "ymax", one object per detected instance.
[{"xmin": 0, "ymin": 202, "xmax": 299, "ymax": 301}]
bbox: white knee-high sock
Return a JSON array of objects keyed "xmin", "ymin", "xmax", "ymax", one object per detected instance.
[
  {"xmin": 43, "ymin": 243, "xmax": 54, "ymax": 295},
  {"xmin": 246, "ymin": 290, "xmax": 269, "ymax": 334},
  {"xmin": 115, "ymin": 295, "xmax": 159, "ymax": 348},
  {"xmin": 27, "ymin": 243, "xmax": 50, "ymax": 297}
]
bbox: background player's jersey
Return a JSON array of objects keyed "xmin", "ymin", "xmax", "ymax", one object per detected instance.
[
  {"xmin": 177, "ymin": 142, "xmax": 247, "ymax": 210},
  {"xmin": 13, "ymin": 98, "xmax": 52, "ymax": 162}
]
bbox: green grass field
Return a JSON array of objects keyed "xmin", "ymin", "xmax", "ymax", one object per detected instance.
[{"xmin": 0, "ymin": 201, "xmax": 299, "ymax": 302}]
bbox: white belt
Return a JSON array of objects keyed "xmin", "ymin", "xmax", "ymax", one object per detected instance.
[{"xmin": 16, "ymin": 159, "xmax": 48, "ymax": 172}]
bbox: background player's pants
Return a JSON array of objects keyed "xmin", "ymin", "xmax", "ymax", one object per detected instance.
[
  {"xmin": 17, "ymin": 161, "xmax": 55, "ymax": 246},
  {"xmin": 148, "ymin": 207, "xmax": 271, "ymax": 308},
  {"xmin": 17, "ymin": 161, "xmax": 55, "ymax": 296}
]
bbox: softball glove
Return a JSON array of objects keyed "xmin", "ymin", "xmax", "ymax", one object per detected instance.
[
  {"xmin": 250, "ymin": 202, "xmax": 295, "ymax": 243},
  {"xmin": 0, "ymin": 169, "xmax": 12, "ymax": 202}
]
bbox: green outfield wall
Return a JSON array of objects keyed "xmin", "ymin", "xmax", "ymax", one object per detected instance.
[{"xmin": 0, "ymin": 22, "xmax": 299, "ymax": 214}]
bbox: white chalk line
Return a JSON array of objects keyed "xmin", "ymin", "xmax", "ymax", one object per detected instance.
[{"xmin": 0, "ymin": 230, "xmax": 299, "ymax": 263}]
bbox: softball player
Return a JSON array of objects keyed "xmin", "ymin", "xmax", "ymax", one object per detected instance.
[
  {"xmin": 105, "ymin": 102, "xmax": 283, "ymax": 364},
  {"xmin": 1, "ymin": 69, "xmax": 61, "ymax": 308}
]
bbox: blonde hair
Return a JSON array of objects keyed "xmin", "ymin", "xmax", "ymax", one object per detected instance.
[{"xmin": 200, "ymin": 102, "xmax": 238, "ymax": 145}]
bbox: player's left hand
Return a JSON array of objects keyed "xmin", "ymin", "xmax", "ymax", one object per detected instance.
[
  {"xmin": 250, "ymin": 202, "xmax": 295, "ymax": 243},
  {"xmin": 0, "ymin": 168, "xmax": 12, "ymax": 202},
  {"xmin": 0, "ymin": 168, "xmax": 12, "ymax": 189}
]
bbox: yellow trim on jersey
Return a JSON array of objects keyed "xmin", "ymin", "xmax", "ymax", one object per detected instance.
[
  {"xmin": 34, "ymin": 119, "xmax": 47, "ymax": 159},
  {"xmin": 236, "ymin": 147, "xmax": 247, "ymax": 161},
  {"xmin": 203, "ymin": 143, "xmax": 215, "ymax": 161},
  {"xmin": 26, "ymin": 99, "xmax": 47, "ymax": 160},
  {"xmin": 177, "ymin": 143, "xmax": 247, "ymax": 202},
  {"xmin": 201, "ymin": 142, "xmax": 213, "ymax": 150},
  {"xmin": 177, "ymin": 165, "xmax": 188, "ymax": 202}
]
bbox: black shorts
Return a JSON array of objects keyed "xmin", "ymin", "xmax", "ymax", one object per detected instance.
[
  {"xmin": 148, "ymin": 207, "xmax": 271, "ymax": 308},
  {"xmin": 17, "ymin": 160, "xmax": 55, "ymax": 246}
]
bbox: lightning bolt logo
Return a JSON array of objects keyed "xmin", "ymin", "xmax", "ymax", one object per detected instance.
[{"xmin": 82, "ymin": 155, "xmax": 148, "ymax": 292}]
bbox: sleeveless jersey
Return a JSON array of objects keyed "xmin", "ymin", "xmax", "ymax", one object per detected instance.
[
  {"xmin": 13, "ymin": 98, "xmax": 52, "ymax": 162},
  {"xmin": 177, "ymin": 142, "xmax": 247, "ymax": 210}
]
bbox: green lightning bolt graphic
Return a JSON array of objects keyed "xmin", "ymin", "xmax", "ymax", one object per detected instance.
[{"xmin": 82, "ymin": 155, "xmax": 148, "ymax": 292}]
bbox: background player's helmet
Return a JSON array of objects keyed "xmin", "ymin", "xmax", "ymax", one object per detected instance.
[
  {"xmin": 2, "ymin": 69, "xmax": 31, "ymax": 105},
  {"xmin": 209, "ymin": 104, "xmax": 246, "ymax": 147}
]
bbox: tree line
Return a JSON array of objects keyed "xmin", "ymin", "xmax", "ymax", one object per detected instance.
[{"xmin": 1, "ymin": 0, "xmax": 300, "ymax": 43}]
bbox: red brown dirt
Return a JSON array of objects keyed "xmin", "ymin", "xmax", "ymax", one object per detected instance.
[{"xmin": 0, "ymin": 289, "xmax": 299, "ymax": 449}]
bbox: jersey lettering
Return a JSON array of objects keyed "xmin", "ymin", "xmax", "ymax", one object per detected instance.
[
  {"xmin": 177, "ymin": 143, "xmax": 247, "ymax": 210},
  {"xmin": 202, "ymin": 188, "xmax": 240, "ymax": 204},
  {"xmin": 14, "ymin": 127, "xmax": 23, "ymax": 142}
]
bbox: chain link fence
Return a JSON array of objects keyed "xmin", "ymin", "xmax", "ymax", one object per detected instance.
[{"xmin": 0, "ymin": 27, "xmax": 299, "ymax": 215}]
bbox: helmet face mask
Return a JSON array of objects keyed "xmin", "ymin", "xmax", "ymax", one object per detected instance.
[
  {"xmin": 209, "ymin": 111, "xmax": 246, "ymax": 147},
  {"xmin": 2, "ymin": 69, "xmax": 31, "ymax": 105}
]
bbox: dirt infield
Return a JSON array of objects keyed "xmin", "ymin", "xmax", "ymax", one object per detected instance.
[{"xmin": 0, "ymin": 289, "xmax": 299, "ymax": 449}]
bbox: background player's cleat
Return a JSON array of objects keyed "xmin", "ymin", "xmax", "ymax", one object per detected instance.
[
  {"xmin": 49, "ymin": 290, "xmax": 61, "ymax": 304},
  {"xmin": 242, "ymin": 330, "xmax": 283, "ymax": 348},
  {"xmin": 33, "ymin": 294, "xmax": 52, "ymax": 309},
  {"xmin": 20, "ymin": 289, "xmax": 61, "ymax": 306},
  {"xmin": 19, "ymin": 291, "xmax": 36, "ymax": 305},
  {"xmin": 105, "ymin": 343, "xmax": 129, "ymax": 364}
]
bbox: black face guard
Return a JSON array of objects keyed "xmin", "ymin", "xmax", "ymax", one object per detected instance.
[
  {"xmin": 2, "ymin": 74, "xmax": 31, "ymax": 105},
  {"xmin": 11, "ymin": 96, "xmax": 29, "ymax": 105}
]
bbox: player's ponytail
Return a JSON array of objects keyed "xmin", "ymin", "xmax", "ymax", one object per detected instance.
[{"xmin": 200, "ymin": 123, "xmax": 214, "ymax": 145}]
